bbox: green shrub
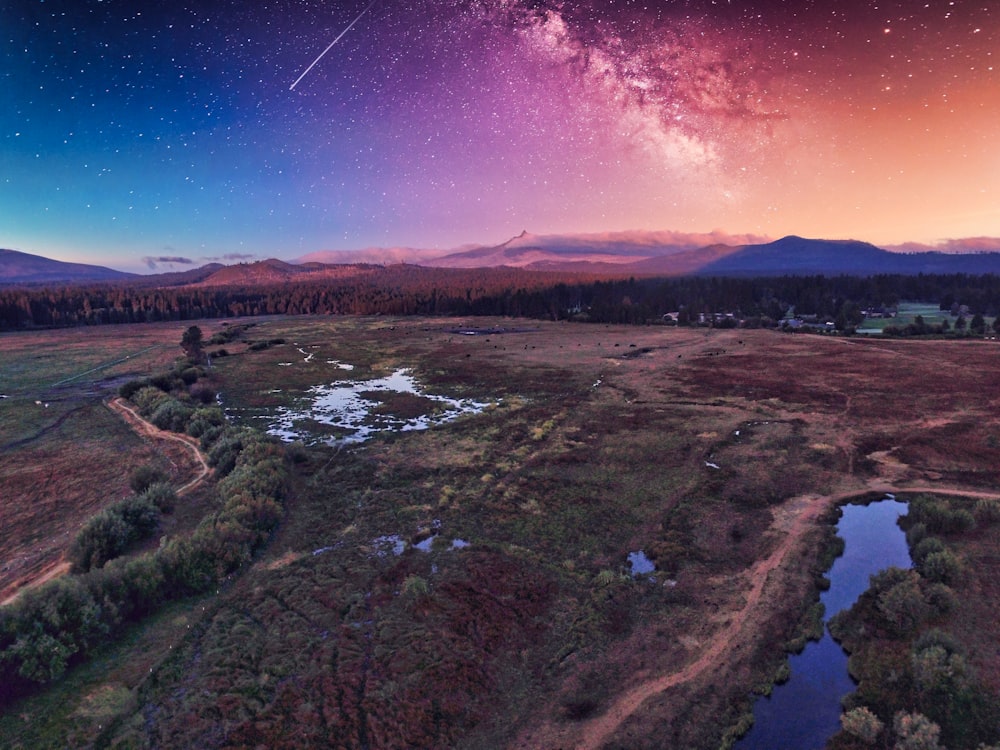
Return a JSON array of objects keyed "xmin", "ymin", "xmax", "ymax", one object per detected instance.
[
  {"xmin": 199, "ymin": 425, "xmax": 225, "ymax": 450},
  {"xmin": 207, "ymin": 429, "xmax": 258, "ymax": 477},
  {"xmin": 150, "ymin": 399, "xmax": 194, "ymax": 432},
  {"xmin": 920, "ymin": 549, "xmax": 961, "ymax": 585},
  {"xmin": 131, "ymin": 385, "xmax": 171, "ymax": 417},
  {"xmin": 193, "ymin": 405, "xmax": 224, "ymax": 426},
  {"xmin": 1, "ymin": 365, "xmax": 294, "ymax": 704},
  {"xmin": 911, "ymin": 536, "xmax": 945, "ymax": 566},
  {"xmin": 924, "ymin": 583, "xmax": 957, "ymax": 615},
  {"xmin": 186, "ymin": 406, "xmax": 224, "ymax": 438},
  {"xmin": 973, "ymin": 499, "xmax": 1000, "ymax": 525},
  {"xmin": 140, "ymin": 482, "xmax": 177, "ymax": 513},
  {"xmin": 906, "ymin": 522, "xmax": 928, "ymax": 548},
  {"xmin": 186, "ymin": 417, "xmax": 211, "ymax": 438},
  {"xmin": 150, "ymin": 373, "xmax": 179, "ymax": 393},
  {"xmin": 129, "ymin": 464, "xmax": 169, "ymax": 494},
  {"xmin": 117, "ymin": 494, "xmax": 159, "ymax": 534},
  {"xmin": 0, "ymin": 576, "xmax": 108, "ymax": 684},
  {"xmin": 841, "ymin": 706, "xmax": 884, "ymax": 744},
  {"xmin": 909, "ymin": 496, "xmax": 976, "ymax": 535},
  {"xmin": 87, "ymin": 553, "xmax": 167, "ymax": 622},
  {"xmin": 874, "ymin": 568, "xmax": 931, "ymax": 635},
  {"xmin": 893, "ymin": 711, "xmax": 943, "ymax": 750},
  {"xmin": 190, "ymin": 383, "xmax": 217, "ymax": 404},
  {"xmin": 157, "ymin": 537, "xmax": 218, "ymax": 596},
  {"xmin": 70, "ymin": 495, "xmax": 160, "ymax": 572},
  {"xmin": 402, "ymin": 574, "xmax": 430, "ymax": 598},
  {"xmin": 71, "ymin": 510, "xmax": 133, "ymax": 572},
  {"xmin": 914, "ymin": 628, "xmax": 963, "ymax": 656},
  {"xmin": 118, "ymin": 378, "xmax": 149, "ymax": 399}
]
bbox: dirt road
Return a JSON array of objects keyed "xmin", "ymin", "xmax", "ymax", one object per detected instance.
[
  {"xmin": 106, "ymin": 397, "xmax": 211, "ymax": 495},
  {"xmin": 0, "ymin": 399, "xmax": 212, "ymax": 607}
]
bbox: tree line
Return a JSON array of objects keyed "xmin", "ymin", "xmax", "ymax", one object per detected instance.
[{"xmin": 3, "ymin": 268, "xmax": 1000, "ymax": 330}]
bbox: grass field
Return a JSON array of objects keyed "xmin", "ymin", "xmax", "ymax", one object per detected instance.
[
  {"xmin": 856, "ymin": 301, "xmax": 996, "ymax": 334},
  {"xmin": 3, "ymin": 317, "xmax": 1000, "ymax": 748},
  {"xmin": 0, "ymin": 321, "xmax": 230, "ymax": 601}
]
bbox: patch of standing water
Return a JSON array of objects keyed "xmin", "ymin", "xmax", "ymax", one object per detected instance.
[
  {"xmin": 415, "ymin": 535, "xmax": 438, "ymax": 552},
  {"xmin": 451, "ymin": 539, "xmax": 470, "ymax": 549},
  {"xmin": 262, "ymin": 368, "xmax": 492, "ymax": 446},
  {"xmin": 627, "ymin": 550, "xmax": 656, "ymax": 576},
  {"xmin": 371, "ymin": 535, "xmax": 406, "ymax": 557},
  {"xmin": 734, "ymin": 496, "xmax": 911, "ymax": 750}
]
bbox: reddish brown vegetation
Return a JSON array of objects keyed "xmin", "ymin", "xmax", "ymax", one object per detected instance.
[{"xmin": 5, "ymin": 320, "xmax": 1000, "ymax": 749}]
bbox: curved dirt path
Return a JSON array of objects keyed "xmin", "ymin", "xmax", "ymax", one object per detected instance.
[
  {"xmin": 107, "ymin": 397, "xmax": 211, "ymax": 495},
  {"xmin": 562, "ymin": 482, "xmax": 1000, "ymax": 750},
  {"xmin": 1, "ymin": 400, "xmax": 212, "ymax": 607}
]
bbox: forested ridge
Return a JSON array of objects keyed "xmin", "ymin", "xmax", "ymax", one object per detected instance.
[{"xmin": 3, "ymin": 265, "xmax": 1000, "ymax": 329}]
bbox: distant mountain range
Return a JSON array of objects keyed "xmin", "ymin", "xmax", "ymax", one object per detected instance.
[
  {"xmin": 0, "ymin": 248, "xmax": 137, "ymax": 284},
  {"xmin": 5, "ymin": 232, "xmax": 1000, "ymax": 286},
  {"xmin": 297, "ymin": 231, "xmax": 1000, "ymax": 276}
]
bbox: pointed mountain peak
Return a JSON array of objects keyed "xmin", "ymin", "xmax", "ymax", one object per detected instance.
[{"xmin": 498, "ymin": 230, "xmax": 534, "ymax": 248}]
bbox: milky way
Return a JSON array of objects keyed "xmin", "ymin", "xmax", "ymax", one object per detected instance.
[{"xmin": 2, "ymin": 0, "xmax": 997, "ymax": 270}]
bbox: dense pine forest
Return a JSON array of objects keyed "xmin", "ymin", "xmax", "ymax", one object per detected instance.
[{"xmin": 3, "ymin": 265, "xmax": 1000, "ymax": 331}]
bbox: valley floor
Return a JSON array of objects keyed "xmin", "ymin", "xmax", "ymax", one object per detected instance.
[{"xmin": 2, "ymin": 318, "xmax": 1000, "ymax": 748}]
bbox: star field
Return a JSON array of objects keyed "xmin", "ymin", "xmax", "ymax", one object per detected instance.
[{"xmin": 2, "ymin": 0, "xmax": 998, "ymax": 271}]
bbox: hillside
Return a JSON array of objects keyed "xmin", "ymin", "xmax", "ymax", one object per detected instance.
[
  {"xmin": 696, "ymin": 236, "xmax": 1000, "ymax": 276},
  {"xmin": 194, "ymin": 259, "xmax": 383, "ymax": 286},
  {"xmin": 292, "ymin": 232, "xmax": 1000, "ymax": 277},
  {"xmin": 0, "ymin": 249, "xmax": 136, "ymax": 284}
]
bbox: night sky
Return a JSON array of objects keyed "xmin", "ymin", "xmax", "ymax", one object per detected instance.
[{"xmin": 2, "ymin": 0, "xmax": 998, "ymax": 272}]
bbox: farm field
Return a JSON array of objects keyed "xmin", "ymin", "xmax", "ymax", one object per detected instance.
[
  {"xmin": 2, "ymin": 317, "xmax": 1000, "ymax": 748},
  {"xmin": 856, "ymin": 301, "xmax": 997, "ymax": 334}
]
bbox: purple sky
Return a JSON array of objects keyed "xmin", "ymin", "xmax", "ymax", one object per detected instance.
[{"xmin": 3, "ymin": 0, "xmax": 998, "ymax": 272}]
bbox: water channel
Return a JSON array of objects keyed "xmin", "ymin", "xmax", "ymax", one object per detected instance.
[{"xmin": 734, "ymin": 496, "xmax": 911, "ymax": 750}]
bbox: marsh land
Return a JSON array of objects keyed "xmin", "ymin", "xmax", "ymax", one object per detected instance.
[{"xmin": 2, "ymin": 316, "xmax": 1000, "ymax": 748}]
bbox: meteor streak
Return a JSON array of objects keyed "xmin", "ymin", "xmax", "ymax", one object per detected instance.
[{"xmin": 289, "ymin": 0, "xmax": 379, "ymax": 91}]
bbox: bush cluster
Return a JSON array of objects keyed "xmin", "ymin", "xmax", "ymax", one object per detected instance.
[
  {"xmin": 1, "ymin": 365, "xmax": 290, "ymax": 706},
  {"xmin": 129, "ymin": 464, "xmax": 168, "ymax": 494},
  {"xmin": 69, "ymin": 492, "xmax": 163, "ymax": 572},
  {"xmin": 908, "ymin": 496, "xmax": 976, "ymax": 536}
]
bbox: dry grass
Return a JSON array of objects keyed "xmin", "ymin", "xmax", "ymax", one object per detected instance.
[
  {"xmin": 4, "ymin": 318, "xmax": 1000, "ymax": 749},
  {"xmin": 0, "ymin": 321, "xmax": 230, "ymax": 601}
]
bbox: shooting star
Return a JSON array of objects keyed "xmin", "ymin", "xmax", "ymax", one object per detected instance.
[{"xmin": 290, "ymin": 0, "xmax": 379, "ymax": 91}]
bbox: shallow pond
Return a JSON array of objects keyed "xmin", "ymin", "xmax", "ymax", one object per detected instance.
[
  {"xmin": 261, "ymin": 368, "xmax": 491, "ymax": 446},
  {"xmin": 627, "ymin": 550, "xmax": 656, "ymax": 576},
  {"xmin": 734, "ymin": 496, "xmax": 911, "ymax": 750}
]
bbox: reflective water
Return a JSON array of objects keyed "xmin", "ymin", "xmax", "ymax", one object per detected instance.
[
  {"xmin": 262, "ymin": 368, "xmax": 491, "ymax": 446},
  {"xmin": 734, "ymin": 497, "xmax": 911, "ymax": 750},
  {"xmin": 627, "ymin": 550, "xmax": 656, "ymax": 576}
]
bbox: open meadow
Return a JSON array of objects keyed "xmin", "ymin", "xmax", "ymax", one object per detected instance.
[
  {"xmin": 0, "ymin": 322, "xmax": 226, "ymax": 604},
  {"xmin": 2, "ymin": 317, "xmax": 1000, "ymax": 748}
]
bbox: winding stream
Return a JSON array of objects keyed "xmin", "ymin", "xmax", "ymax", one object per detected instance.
[{"xmin": 734, "ymin": 496, "xmax": 911, "ymax": 750}]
